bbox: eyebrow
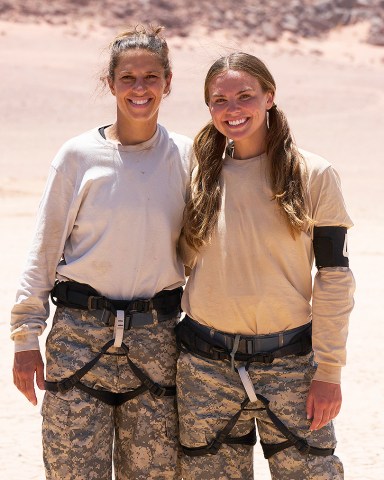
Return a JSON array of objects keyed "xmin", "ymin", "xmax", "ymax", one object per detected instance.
[
  {"xmin": 119, "ymin": 70, "xmax": 161, "ymax": 74},
  {"xmin": 210, "ymin": 87, "xmax": 254, "ymax": 97}
]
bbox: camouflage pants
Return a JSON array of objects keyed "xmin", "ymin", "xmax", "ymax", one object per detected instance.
[
  {"xmin": 177, "ymin": 350, "xmax": 344, "ymax": 480},
  {"xmin": 42, "ymin": 306, "xmax": 181, "ymax": 480}
]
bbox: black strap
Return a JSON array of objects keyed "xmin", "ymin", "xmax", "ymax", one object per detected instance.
[
  {"xmin": 45, "ymin": 339, "xmax": 115, "ymax": 393},
  {"xmin": 50, "ymin": 281, "xmax": 100, "ymax": 310},
  {"xmin": 181, "ymin": 392, "xmax": 335, "ymax": 459},
  {"xmin": 260, "ymin": 440, "xmax": 292, "ymax": 459},
  {"xmin": 256, "ymin": 393, "xmax": 335, "ymax": 458},
  {"xmin": 51, "ymin": 281, "xmax": 182, "ymax": 316},
  {"xmin": 75, "ymin": 382, "xmax": 148, "ymax": 406},
  {"xmin": 226, "ymin": 427, "xmax": 257, "ymax": 446},
  {"xmin": 122, "ymin": 345, "xmax": 176, "ymax": 398},
  {"xmin": 182, "ymin": 399, "xmax": 256, "ymax": 457},
  {"xmin": 176, "ymin": 320, "xmax": 312, "ymax": 364},
  {"xmin": 45, "ymin": 339, "xmax": 176, "ymax": 405}
]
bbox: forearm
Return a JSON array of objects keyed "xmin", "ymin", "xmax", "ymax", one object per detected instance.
[{"xmin": 312, "ymin": 266, "xmax": 355, "ymax": 383}]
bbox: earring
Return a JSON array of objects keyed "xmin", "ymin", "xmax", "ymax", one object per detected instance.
[{"xmin": 266, "ymin": 110, "xmax": 270, "ymax": 130}]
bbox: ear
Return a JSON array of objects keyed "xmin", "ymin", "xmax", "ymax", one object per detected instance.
[
  {"xmin": 108, "ymin": 77, "xmax": 115, "ymax": 96},
  {"xmin": 266, "ymin": 91, "xmax": 274, "ymax": 110},
  {"xmin": 163, "ymin": 73, "xmax": 173, "ymax": 96}
]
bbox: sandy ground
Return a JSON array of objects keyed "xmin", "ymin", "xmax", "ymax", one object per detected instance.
[{"xmin": 1, "ymin": 20, "xmax": 383, "ymax": 479}]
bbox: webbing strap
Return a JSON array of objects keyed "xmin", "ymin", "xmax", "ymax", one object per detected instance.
[
  {"xmin": 113, "ymin": 310, "xmax": 125, "ymax": 347},
  {"xmin": 256, "ymin": 394, "xmax": 335, "ymax": 458},
  {"xmin": 238, "ymin": 366, "xmax": 258, "ymax": 402},
  {"xmin": 45, "ymin": 339, "xmax": 115, "ymax": 394},
  {"xmin": 45, "ymin": 339, "xmax": 176, "ymax": 404},
  {"xmin": 75, "ymin": 382, "xmax": 148, "ymax": 406},
  {"xmin": 260, "ymin": 440, "xmax": 292, "ymax": 459},
  {"xmin": 51, "ymin": 281, "xmax": 182, "ymax": 317},
  {"xmin": 123, "ymin": 347, "xmax": 176, "ymax": 397},
  {"xmin": 182, "ymin": 398, "xmax": 254, "ymax": 457},
  {"xmin": 181, "ymin": 392, "xmax": 335, "ymax": 459},
  {"xmin": 176, "ymin": 320, "xmax": 312, "ymax": 364}
]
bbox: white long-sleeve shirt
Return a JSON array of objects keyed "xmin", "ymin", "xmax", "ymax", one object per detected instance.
[
  {"xmin": 180, "ymin": 149, "xmax": 355, "ymax": 383},
  {"xmin": 11, "ymin": 125, "xmax": 193, "ymax": 351}
]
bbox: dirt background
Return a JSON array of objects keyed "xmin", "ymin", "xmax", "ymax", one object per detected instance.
[{"xmin": 0, "ymin": 1, "xmax": 383, "ymax": 478}]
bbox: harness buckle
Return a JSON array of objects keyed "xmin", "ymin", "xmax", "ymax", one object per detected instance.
[
  {"xmin": 210, "ymin": 346, "xmax": 226, "ymax": 361},
  {"xmin": 128, "ymin": 299, "xmax": 152, "ymax": 314},
  {"xmin": 297, "ymin": 440, "xmax": 311, "ymax": 456},
  {"xmin": 252, "ymin": 352, "xmax": 274, "ymax": 364},
  {"xmin": 88, "ymin": 295, "xmax": 101, "ymax": 311},
  {"xmin": 207, "ymin": 438, "xmax": 221, "ymax": 455},
  {"xmin": 57, "ymin": 377, "xmax": 75, "ymax": 394},
  {"xmin": 148, "ymin": 383, "xmax": 167, "ymax": 397}
]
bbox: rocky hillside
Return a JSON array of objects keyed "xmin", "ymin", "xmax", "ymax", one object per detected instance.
[{"xmin": 1, "ymin": 0, "xmax": 383, "ymax": 46}]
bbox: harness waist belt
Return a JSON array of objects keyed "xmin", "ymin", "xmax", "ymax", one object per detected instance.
[
  {"xmin": 51, "ymin": 281, "xmax": 182, "ymax": 329},
  {"xmin": 176, "ymin": 316, "xmax": 312, "ymax": 362}
]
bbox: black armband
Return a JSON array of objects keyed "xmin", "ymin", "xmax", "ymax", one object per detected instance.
[{"xmin": 313, "ymin": 226, "xmax": 349, "ymax": 269}]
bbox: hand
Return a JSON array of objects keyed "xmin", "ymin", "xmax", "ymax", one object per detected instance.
[
  {"xmin": 306, "ymin": 380, "xmax": 342, "ymax": 431},
  {"xmin": 13, "ymin": 350, "xmax": 45, "ymax": 406}
]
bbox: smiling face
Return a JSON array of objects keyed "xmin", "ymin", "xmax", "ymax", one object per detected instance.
[
  {"xmin": 108, "ymin": 49, "xmax": 172, "ymax": 133},
  {"xmin": 207, "ymin": 69, "xmax": 274, "ymax": 158}
]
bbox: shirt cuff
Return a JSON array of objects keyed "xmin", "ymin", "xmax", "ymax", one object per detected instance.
[
  {"xmin": 13, "ymin": 335, "xmax": 40, "ymax": 352},
  {"xmin": 313, "ymin": 363, "xmax": 342, "ymax": 384}
]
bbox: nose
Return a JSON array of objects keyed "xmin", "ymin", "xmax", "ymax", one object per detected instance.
[
  {"xmin": 226, "ymin": 99, "xmax": 240, "ymax": 114},
  {"xmin": 132, "ymin": 77, "xmax": 145, "ymax": 91}
]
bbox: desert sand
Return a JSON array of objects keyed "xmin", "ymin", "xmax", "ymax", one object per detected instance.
[{"xmin": 1, "ymin": 20, "xmax": 383, "ymax": 479}]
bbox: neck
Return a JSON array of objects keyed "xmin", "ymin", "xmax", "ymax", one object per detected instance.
[
  {"xmin": 106, "ymin": 118, "xmax": 157, "ymax": 146},
  {"xmin": 233, "ymin": 139, "xmax": 266, "ymax": 160},
  {"xmin": 232, "ymin": 128, "xmax": 267, "ymax": 160}
]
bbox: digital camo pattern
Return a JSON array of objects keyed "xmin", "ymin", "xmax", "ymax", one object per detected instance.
[
  {"xmin": 177, "ymin": 351, "xmax": 344, "ymax": 480},
  {"xmin": 42, "ymin": 306, "xmax": 181, "ymax": 480}
]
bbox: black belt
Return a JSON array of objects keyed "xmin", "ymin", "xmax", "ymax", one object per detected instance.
[
  {"xmin": 51, "ymin": 281, "xmax": 182, "ymax": 329},
  {"xmin": 175, "ymin": 316, "xmax": 312, "ymax": 363}
]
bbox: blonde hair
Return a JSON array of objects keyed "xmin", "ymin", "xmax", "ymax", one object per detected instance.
[{"xmin": 183, "ymin": 52, "xmax": 312, "ymax": 250}]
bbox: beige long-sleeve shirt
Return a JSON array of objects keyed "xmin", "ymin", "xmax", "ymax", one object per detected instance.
[
  {"xmin": 11, "ymin": 125, "xmax": 193, "ymax": 352},
  {"xmin": 181, "ymin": 149, "xmax": 355, "ymax": 383}
]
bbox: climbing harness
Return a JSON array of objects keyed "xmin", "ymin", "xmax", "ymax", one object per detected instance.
[
  {"xmin": 45, "ymin": 281, "xmax": 182, "ymax": 405},
  {"xmin": 176, "ymin": 317, "xmax": 334, "ymax": 458}
]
